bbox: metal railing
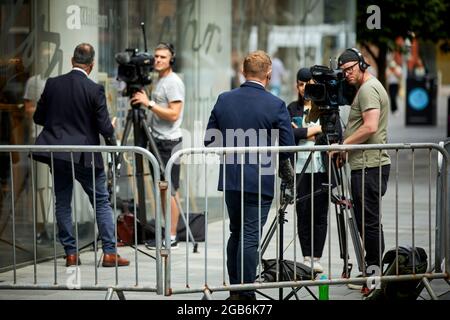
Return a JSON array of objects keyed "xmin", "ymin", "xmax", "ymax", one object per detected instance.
[
  {"xmin": 0, "ymin": 145, "xmax": 162, "ymax": 299},
  {"xmin": 163, "ymin": 143, "xmax": 449, "ymax": 300}
]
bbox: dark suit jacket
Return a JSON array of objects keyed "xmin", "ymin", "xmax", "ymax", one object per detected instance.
[
  {"xmin": 33, "ymin": 69, "xmax": 115, "ymax": 169},
  {"xmin": 204, "ymin": 81, "xmax": 294, "ymax": 197}
]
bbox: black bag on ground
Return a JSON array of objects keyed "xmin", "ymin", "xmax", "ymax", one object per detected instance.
[
  {"xmin": 176, "ymin": 212, "xmax": 205, "ymax": 242},
  {"xmin": 261, "ymin": 259, "xmax": 318, "ymax": 282},
  {"xmin": 366, "ymin": 246, "xmax": 428, "ymax": 300}
]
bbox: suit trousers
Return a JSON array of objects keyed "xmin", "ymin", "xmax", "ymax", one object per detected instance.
[
  {"xmin": 52, "ymin": 160, "xmax": 116, "ymax": 255},
  {"xmin": 225, "ymin": 191, "xmax": 272, "ymax": 298}
]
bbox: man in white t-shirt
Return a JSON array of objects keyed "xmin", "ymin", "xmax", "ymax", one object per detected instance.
[{"xmin": 131, "ymin": 43, "xmax": 185, "ymax": 249}]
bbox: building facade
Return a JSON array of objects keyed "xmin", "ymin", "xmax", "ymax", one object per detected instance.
[{"xmin": 0, "ymin": 0, "xmax": 355, "ymax": 269}]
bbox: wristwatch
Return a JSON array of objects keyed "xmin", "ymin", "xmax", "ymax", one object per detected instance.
[{"xmin": 148, "ymin": 100, "xmax": 156, "ymax": 110}]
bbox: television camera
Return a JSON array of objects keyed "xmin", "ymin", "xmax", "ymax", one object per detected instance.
[
  {"xmin": 303, "ymin": 65, "xmax": 356, "ymax": 143},
  {"xmin": 115, "ymin": 23, "xmax": 154, "ymax": 100}
]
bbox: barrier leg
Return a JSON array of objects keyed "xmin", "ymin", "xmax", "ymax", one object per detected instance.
[
  {"xmin": 202, "ymin": 288, "xmax": 212, "ymax": 300},
  {"xmin": 105, "ymin": 288, "xmax": 114, "ymax": 300},
  {"xmin": 421, "ymin": 278, "xmax": 438, "ymax": 300}
]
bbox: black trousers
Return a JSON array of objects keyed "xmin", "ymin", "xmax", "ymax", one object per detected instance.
[
  {"xmin": 351, "ymin": 165, "xmax": 390, "ymax": 267},
  {"xmin": 296, "ymin": 172, "xmax": 329, "ymax": 258},
  {"xmin": 388, "ymin": 84, "xmax": 399, "ymax": 113}
]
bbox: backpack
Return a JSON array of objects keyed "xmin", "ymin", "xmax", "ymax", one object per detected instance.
[
  {"xmin": 365, "ymin": 246, "xmax": 428, "ymax": 300},
  {"xmin": 261, "ymin": 259, "xmax": 318, "ymax": 282}
]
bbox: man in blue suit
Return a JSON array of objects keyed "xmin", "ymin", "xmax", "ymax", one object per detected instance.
[
  {"xmin": 205, "ymin": 51, "xmax": 295, "ymax": 300},
  {"xmin": 33, "ymin": 43, "xmax": 129, "ymax": 268}
]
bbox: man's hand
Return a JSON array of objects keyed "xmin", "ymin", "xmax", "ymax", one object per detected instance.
[
  {"xmin": 111, "ymin": 116, "xmax": 117, "ymax": 129},
  {"xmin": 328, "ymin": 145, "xmax": 347, "ymax": 168},
  {"xmin": 130, "ymin": 90, "xmax": 150, "ymax": 107}
]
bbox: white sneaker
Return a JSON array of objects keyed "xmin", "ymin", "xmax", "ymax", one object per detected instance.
[
  {"xmin": 312, "ymin": 258, "xmax": 324, "ymax": 273},
  {"xmin": 303, "ymin": 257, "xmax": 323, "ymax": 273}
]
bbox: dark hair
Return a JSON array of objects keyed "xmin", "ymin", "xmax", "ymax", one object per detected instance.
[
  {"xmin": 297, "ymin": 90, "xmax": 305, "ymax": 107},
  {"xmin": 73, "ymin": 43, "xmax": 95, "ymax": 65}
]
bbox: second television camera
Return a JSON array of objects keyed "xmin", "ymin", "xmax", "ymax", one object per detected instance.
[
  {"xmin": 303, "ymin": 64, "xmax": 356, "ymax": 143},
  {"xmin": 115, "ymin": 23, "xmax": 154, "ymax": 100},
  {"xmin": 115, "ymin": 49, "xmax": 154, "ymax": 98}
]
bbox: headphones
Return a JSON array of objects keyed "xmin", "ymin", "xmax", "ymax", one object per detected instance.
[
  {"xmin": 158, "ymin": 42, "xmax": 176, "ymax": 66},
  {"xmin": 348, "ymin": 47, "xmax": 370, "ymax": 72}
]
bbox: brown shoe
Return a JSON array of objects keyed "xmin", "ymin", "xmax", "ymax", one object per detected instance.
[
  {"xmin": 102, "ymin": 253, "xmax": 130, "ymax": 267},
  {"xmin": 66, "ymin": 254, "xmax": 81, "ymax": 267}
]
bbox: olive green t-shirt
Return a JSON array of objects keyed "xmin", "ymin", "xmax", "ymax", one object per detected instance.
[{"xmin": 344, "ymin": 77, "xmax": 391, "ymax": 170}]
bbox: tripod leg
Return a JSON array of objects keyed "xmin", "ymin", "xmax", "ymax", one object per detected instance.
[
  {"xmin": 120, "ymin": 110, "xmax": 133, "ymax": 148},
  {"xmin": 260, "ymin": 212, "xmax": 279, "ymax": 256},
  {"xmin": 330, "ymin": 162, "xmax": 358, "ymax": 277},
  {"xmin": 338, "ymin": 166, "xmax": 365, "ymax": 273},
  {"xmin": 174, "ymin": 196, "xmax": 198, "ymax": 253},
  {"xmin": 140, "ymin": 116, "xmax": 166, "ymax": 179},
  {"xmin": 130, "ymin": 108, "xmax": 148, "ymax": 241}
]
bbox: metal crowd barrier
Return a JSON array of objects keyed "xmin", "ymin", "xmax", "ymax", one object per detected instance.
[
  {"xmin": 0, "ymin": 145, "xmax": 162, "ymax": 299},
  {"xmin": 163, "ymin": 143, "xmax": 449, "ymax": 300}
]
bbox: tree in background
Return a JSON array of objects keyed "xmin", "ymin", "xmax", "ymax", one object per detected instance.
[{"xmin": 357, "ymin": 0, "xmax": 450, "ymax": 86}]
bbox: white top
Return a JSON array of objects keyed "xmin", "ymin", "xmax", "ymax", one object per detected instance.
[
  {"xmin": 270, "ymin": 57, "xmax": 286, "ymax": 86},
  {"xmin": 296, "ymin": 111, "xmax": 325, "ymax": 174},
  {"xmin": 386, "ymin": 63, "xmax": 401, "ymax": 85},
  {"xmin": 23, "ymin": 74, "xmax": 46, "ymax": 139},
  {"xmin": 23, "ymin": 74, "xmax": 46, "ymax": 102}
]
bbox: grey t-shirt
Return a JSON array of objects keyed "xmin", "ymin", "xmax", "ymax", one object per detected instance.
[
  {"xmin": 344, "ymin": 77, "xmax": 391, "ymax": 170},
  {"xmin": 150, "ymin": 72, "xmax": 185, "ymax": 140}
]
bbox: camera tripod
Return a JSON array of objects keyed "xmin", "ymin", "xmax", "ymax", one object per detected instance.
[
  {"xmin": 256, "ymin": 181, "xmax": 320, "ymax": 300},
  {"xmin": 110, "ymin": 101, "xmax": 198, "ymax": 252},
  {"xmin": 256, "ymin": 140, "xmax": 365, "ymax": 300}
]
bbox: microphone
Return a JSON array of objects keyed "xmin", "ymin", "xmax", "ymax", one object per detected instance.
[
  {"xmin": 297, "ymin": 68, "xmax": 312, "ymax": 82},
  {"xmin": 115, "ymin": 52, "xmax": 130, "ymax": 64}
]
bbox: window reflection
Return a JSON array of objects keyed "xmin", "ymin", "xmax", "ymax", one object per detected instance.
[{"xmin": 0, "ymin": 0, "xmax": 355, "ymax": 271}]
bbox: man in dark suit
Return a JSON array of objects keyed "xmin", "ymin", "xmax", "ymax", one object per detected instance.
[
  {"xmin": 204, "ymin": 51, "xmax": 295, "ymax": 300},
  {"xmin": 33, "ymin": 43, "xmax": 129, "ymax": 267}
]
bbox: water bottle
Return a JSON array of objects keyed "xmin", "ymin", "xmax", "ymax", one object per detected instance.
[{"xmin": 318, "ymin": 274, "xmax": 329, "ymax": 300}]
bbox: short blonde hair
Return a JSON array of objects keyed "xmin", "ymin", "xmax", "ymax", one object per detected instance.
[{"xmin": 243, "ymin": 50, "xmax": 272, "ymax": 80}]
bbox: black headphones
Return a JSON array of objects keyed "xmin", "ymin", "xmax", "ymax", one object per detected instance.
[
  {"xmin": 158, "ymin": 42, "xmax": 176, "ymax": 66},
  {"xmin": 348, "ymin": 47, "xmax": 370, "ymax": 71}
]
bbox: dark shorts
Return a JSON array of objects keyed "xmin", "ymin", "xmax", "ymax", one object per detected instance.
[{"xmin": 154, "ymin": 137, "xmax": 182, "ymax": 192}]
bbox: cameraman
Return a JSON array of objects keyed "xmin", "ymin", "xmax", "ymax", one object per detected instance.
[
  {"xmin": 287, "ymin": 68, "xmax": 327, "ymax": 273},
  {"xmin": 130, "ymin": 43, "xmax": 185, "ymax": 249},
  {"xmin": 336, "ymin": 48, "xmax": 391, "ymax": 291}
]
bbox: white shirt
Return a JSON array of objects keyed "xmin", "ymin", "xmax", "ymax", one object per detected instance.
[{"xmin": 72, "ymin": 67, "xmax": 88, "ymax": 77}]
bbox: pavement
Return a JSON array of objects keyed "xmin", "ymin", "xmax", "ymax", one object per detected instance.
[{"xmin": 0, "ymin": 87, "xmax": 449, "ymax": 301}]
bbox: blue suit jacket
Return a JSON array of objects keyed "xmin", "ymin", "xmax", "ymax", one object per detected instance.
[
  {"xmin": 205, "ymin": 81, "xmax": 294, "ymax": 197},
  {"xmin": 33, "ymin": 70, "xmax": 115, "ymax": 169}
]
